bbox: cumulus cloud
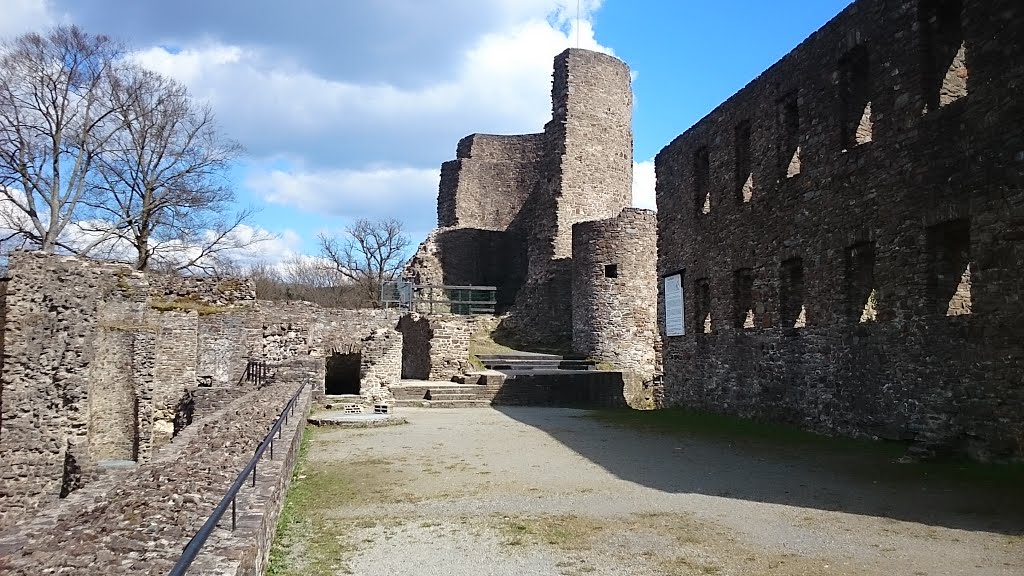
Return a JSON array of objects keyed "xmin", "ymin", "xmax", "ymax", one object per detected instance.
[
  {"xmin": 0, "ymin": 0, "xmax": 58, "ymax": 38},
  {"xmin": 243, "ymin": 164, "xmax": 439, "ymax": 224},
  {"xmin": 13, "ymin": 0, "xmax": 625, "ymax": 251},
  {"xmin": 632, "ymin": 159, "xmax": 657, "ymax": 211}
]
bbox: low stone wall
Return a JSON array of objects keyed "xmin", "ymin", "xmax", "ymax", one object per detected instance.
[
  {"xmin": 492, "ymin": 372, "xmax": 628, "ymax": 407},
  {"xmin": 192, "ymin": 386, "xmax": 254, "ymax": 418},
  {"xmin": 0, "ymin": 360, "xmax": 315, "ymax": 575}
]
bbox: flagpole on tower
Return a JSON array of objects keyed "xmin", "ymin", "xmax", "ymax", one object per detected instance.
[{"xmin": 576, "ymin": 0, "xmax": 581, "ymax": 47}]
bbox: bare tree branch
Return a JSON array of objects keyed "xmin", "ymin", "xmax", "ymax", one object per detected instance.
[
  {"xmin": 318, "ymin": 218, "xmax": 411, "ymax": 307},
  {"xmin": 0, "ymin": 26, "xmax": 125, "ymax": 253}
]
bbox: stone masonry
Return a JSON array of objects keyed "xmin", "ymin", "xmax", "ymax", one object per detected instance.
[
  {"xmin": 0, "ymin": 253, "xmax": 474, "ymax": 530},
  {"xmin": 656, "ymin": 0, "xmax": 1024, "ymax": 459},
  {"xmin": 572, "ymin": 208, "xmax": 660, "ymax": 379},
  {"xmin": 407, "ymin": 48, "xmax": 659, "ymax": 378}
]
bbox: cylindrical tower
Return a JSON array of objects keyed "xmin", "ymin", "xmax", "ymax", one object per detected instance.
[{"xmin": 571, "ymin": 208, "xmax": 658, "ymax": 378}]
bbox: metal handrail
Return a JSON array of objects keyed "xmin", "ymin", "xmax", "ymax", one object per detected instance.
[{"xmin": 167, "ymin": 379, "xmax": 308, "ymax": 576}]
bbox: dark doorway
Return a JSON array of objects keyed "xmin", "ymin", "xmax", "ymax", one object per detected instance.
[{"xmin": 325, "ymin": 352, "xmax": 361, "ymax": 395}]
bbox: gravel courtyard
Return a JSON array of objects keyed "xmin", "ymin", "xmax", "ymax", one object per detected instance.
[{"xmin": 269, "ymin": 407, "xmax": 1023, "ymax": 576}]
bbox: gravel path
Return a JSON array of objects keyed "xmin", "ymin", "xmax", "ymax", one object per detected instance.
[{"xmin": 283, "ymin": 407, "xmax": 1023, "ymax": 576}]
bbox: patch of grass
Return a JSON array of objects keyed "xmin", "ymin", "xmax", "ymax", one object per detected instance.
[
  {"xmin": 497, "ymin": 515, "xmax": 607, "ymax": 551},
  {"xmin": 587, "ymin": 408, "xmax": 1024, "ymax": 497},
  {"xmin": 587, "ymin": 407, "xmax": 879, "ymax": 449},
  {"xmin": 150, "ymin": 296, "xmax": 230, "ymax": 316},
  {"xmin": 266, "ymin": 429, "xmax": 409, "ymax": 576}
]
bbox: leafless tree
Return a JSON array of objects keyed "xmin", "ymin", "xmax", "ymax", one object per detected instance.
[
  {"xmin": 0, "ymin": 26, "xmax": 270, "ymax": 271},
  {"xmin": 0, "ymin": 26, "xmax": 124, "ymax": 252},
  {"xmin": 318, "ymin": 218, "xmax": 411, "ymax": 307},
  {"xmin": 82, "ymin": 65, "xmax": 270, "ymax": 272}
]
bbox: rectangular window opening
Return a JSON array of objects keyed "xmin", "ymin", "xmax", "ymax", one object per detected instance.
[
  {"xmin": 694, "ymin": 147, "xmax": 711, "ymax": 215},
  {"xmin": 780, "ymin": 257, "xmax": 806, "ymax": 328},
  {"xmin": 695, "ymin": 278, "xmax": 712, "ymax": 334},
  {"xmin": 839, "ymin": 45, "xmax": 872, "ymax": 150},
  {"xmin": 845, "ymin": 242, "xmax": 877, "ymax": 322},
  {"xmin": 927, "ymin": 219, "xmax": 972, "ymax": 316},
  {"xmin": 604, "ymin": 264, "xmax": 618, "ymax": 278},
  {"xmin": 779, "ymin": 92, "xmax": 801, "ymax": 178},
  {"xmin": 664, "ymin": 273, "xmax": 685, "ymax": 336},
  {"xmin": 733, "ymin": 268, "xmax": 756, "ymax": 329},
  {"xmin": 919, "ymin": 0, "xmax": 967, "ymax": 112},
  {"xmin": 734, "ymin": 120, "xmax": 753, "ymax": 202}
]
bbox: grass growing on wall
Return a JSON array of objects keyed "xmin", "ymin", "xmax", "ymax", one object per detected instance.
[{"xmin": 149, "ymin": 296, "xmax": 230, "ymax": 316}]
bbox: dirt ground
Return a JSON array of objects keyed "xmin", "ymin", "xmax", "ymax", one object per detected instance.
[{"xmin": 268, "ymin": 407, "xmax": 1024, "ymax": 576}]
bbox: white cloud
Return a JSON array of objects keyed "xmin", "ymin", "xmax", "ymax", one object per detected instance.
[
  {"xmin": 632, "ymin": 159, "xmax": 656, "ymax": 211},
  {"xmin": 129, "ymin": 2, "xmax": 613, "ymax": 168},
  {"xmin": 0, "ymin": 0, "xmax": 58, "ymax": 38},
  {"xmin": 244, "ymin": 164, "xmax": 439, "ymax": 223},
  {"xmin": 9, "ymin": 1, "xmax": 626, "ymax": 255}
]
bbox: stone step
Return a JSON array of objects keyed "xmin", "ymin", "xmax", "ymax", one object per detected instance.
[
  {"xmin": 393, "ymin": 399, "xmax": 494, "ymax": 408},
  {"xmin": 475, "ymin": 353, "xmax": 563, "ymax": 361},
  {"xmin": 427, "ymin": 393, "xmax": 477, "ymax": 401},
  {"xmin": 480, "ymin": 359, "xmax": 597, "ymax": 371}
]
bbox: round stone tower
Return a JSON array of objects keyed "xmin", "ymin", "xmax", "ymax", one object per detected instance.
[{"xmin": 571, "ymin": 208, "xmax": 658, "ymax": 378}]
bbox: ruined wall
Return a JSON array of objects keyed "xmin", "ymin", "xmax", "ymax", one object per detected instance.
[
  {"xmin": 0, "ymin": 368, "xmax": 314, "ymax": 576},
  {"xmin": 438, "ymin": 133, "xmax": 544, "ymax": 230},
  {"xmin": 504, "ymin": 48, "xmax": 635, "ymax": 349},
  {"xmin": 539, "ymin": 49, "xmax": 634, "ymax": 263},
  {"xmin": 0, "ymin": 253, "xmax": 257, "ymax": 527},
  {"xmin": 197, "ymin": 308, "xmax": 261, "ymax": 386},
  {"xmin": 397, "ymin": 314, "xmax": 473, "ymax": 382},
  {"xmin": 405, "ymin": 228, "xmax": 527, "ymax": 310},
  {"xmin": 259, "ymin": 301, "xmax": 400, "ymax": 364},
  {"xmin": 572, "ymin": 208, "xmax": 659, "ymax": 379},
  {"xmin": 407, "ymin": 48, "xmax": 636, "ymax": 351},
  {"xmin": 0, "ymin": 254, "xmax": 143, "ymax": 525},
  {"xmin": 358, "ymin": 329, "xmax": 403, "ymax": 401},
  {"xmin": 656, "ymin": 0, "xmax": 1024, "ymax": 458}
]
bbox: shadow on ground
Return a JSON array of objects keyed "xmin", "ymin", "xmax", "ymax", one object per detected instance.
[{"xmin": 493, "ymin": 406, "xmax": 1024, "ymax": 536}]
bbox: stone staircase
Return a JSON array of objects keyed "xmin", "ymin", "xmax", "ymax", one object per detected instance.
[
  {"xmin": 390, "ymin": 353, "xmax": 623, "ymax": 408},
  {"xmin": 475, "ymin": 354, "xmax": 598, "ymax": 372},
  {"xmin": 390, "ymin": 380, "xmax": 504, "ymax": 408}
]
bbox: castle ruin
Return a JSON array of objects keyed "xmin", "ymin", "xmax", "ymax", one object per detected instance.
[
  {"xmin": 407, "ymin": 48, "xmax": 660, "ymax": 381},
  {"xmin": 656, "ymin": 0, "xmax": 1024, "ymax": 459}
]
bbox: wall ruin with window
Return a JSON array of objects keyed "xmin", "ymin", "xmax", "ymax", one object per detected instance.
[{"xmin": 655, "ymin": 0, "xmax": 1024, "ymax": 459}]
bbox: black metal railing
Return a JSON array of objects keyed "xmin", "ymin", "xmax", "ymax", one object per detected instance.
[
  {"xmin": 243, "ymin": 359, "xmax": 270, "ymax": 388},
  {"xmin": 167, "ymin": 379, "xmax": 307, "ymax": 576}
]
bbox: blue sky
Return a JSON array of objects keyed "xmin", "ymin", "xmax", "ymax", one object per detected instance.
[{"xmin": 3, "ymin": 0, "xmax": 853, "ymax": 265}]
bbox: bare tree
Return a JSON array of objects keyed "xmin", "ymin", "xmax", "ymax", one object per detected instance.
[
  {"xmin": 318, "ymin": 218, "xmax": 411, "ymax": 307},
  {"xmin": 82, "ymin": 65, "xmax": 270, "ymax": 272},
  {"xmin": 0, "ymin": 26, "xmax": 124, "ymax": 252}
]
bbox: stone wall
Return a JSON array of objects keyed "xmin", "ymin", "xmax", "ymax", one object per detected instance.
[
  {"xmin": 0, "ymin": 363, "xmax": 314, "ymax": 575},
  {"xmin": 397, "ymin": 313, "xmax": 473, "ymax": 382},
  {"xmin": 408, "ymin": 48, "xmax": 639, "ymax": 352},
  {"xmin": 259, "ymin": 301, "xmax": 399, "ymax": 361},
  {"xmin": 655, "ymin": 0, "xmax": 1024, "ymax": 459},
  {"xmin": 359, "ymin": 328, "xmax": 403, "ymax": 401},
  {"xmin": 438, "ymin": 133, "xmax": 544, "ymax": 230},
  {"xmin": 0, "ymin": 253, "xmax": 256, "ymax": 528},
  {"xmin": 572, "ymin": 208, "xmax": 659, "ymax": 379},
  {"xmin": 198, "ymin": 308, "xmax": 261, "ymax": 386},
  {"xmin": 404, "ymin": 227, "xmax": 527, "ymax": 311}
]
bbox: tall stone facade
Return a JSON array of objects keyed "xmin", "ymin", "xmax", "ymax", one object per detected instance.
[
  {"xmin": 408, "ymin": 48, "xmax": 656, "ymax": 373},
  {"xmin": 656, "ymin": 0, "xmax": 1024, "ymax": 459}
]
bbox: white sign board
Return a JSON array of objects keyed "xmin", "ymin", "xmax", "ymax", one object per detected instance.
[{"xmin": 664, "ymin": 274, "xmax": 685, "ymax": 336}]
